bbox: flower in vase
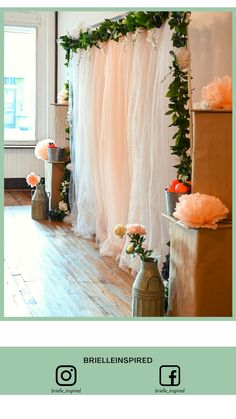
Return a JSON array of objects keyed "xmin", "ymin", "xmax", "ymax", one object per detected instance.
[
  {"xmin": 126, "ymin": 223, "xmax": 146, "ymax": 236},
  {"xmin": 114, "ymin": 223, "xmax": 153, "ymax": 262},
  {"xmin": 113, "ymin": 224, "xmax": 127, "ymax": 238},
  {"xmin": 126, "ymin": 244, "xmax": 135, "ymax": 254},
  {"xmin": 26, "ymin": 172, "xmax": 41, "ymax": 188}
]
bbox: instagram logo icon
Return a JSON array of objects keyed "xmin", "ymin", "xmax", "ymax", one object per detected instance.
[{"xmin": 56, "ymin": 365, "xmax": 77, "ymax": 386}]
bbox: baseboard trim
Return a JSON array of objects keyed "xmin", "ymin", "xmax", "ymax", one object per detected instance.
[{"xmin": 4, "ymin": 178, "xmax": 45, "ymax": 190}]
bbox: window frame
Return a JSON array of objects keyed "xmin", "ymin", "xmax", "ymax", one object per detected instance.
[{"xmin": 4, "ymin": 12, "xmax": 55, "ymax": 147}]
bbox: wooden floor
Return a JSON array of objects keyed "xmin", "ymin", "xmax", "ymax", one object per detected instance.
[{"xmin": 4, "ymin": 191, "xmax": 132, "ymax": 317}]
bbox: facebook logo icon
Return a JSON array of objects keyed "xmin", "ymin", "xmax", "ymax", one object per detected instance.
[{"xmin": 159, "ymin": 365, "xmax": 180, "ymax": 386}]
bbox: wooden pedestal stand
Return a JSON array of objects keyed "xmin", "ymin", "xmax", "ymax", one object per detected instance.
[{"xmin": 164, "ymin": 110, "xmax": 232, "ymax": 317}]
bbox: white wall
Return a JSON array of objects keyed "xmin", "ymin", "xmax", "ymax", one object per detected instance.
[
  {"xmin": 189, "ymin": 12, "xmax": 232, "ymax": 103},
  {"xmin": 4, "ymin": 148, "xmax": 44, "ymax": 178},
  {"xmin": 57, "ymin": 11, "xmax": 125, "ymax": 91}
]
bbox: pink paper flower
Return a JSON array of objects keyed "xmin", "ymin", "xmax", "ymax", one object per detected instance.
[
  {"xmin": 201, "ymin": 76, "xmax": 232, "ymax": 110},
  {"xmin": 173, "ymin": 193, "xmax": 229, "ymax": 229},
  {"xmin": 26, "ymin": 172, "xmax": 41, "ymax": 188},
  {"xmin": 126, "ymin": 223, "xmax": 146, "ymax": 236}
]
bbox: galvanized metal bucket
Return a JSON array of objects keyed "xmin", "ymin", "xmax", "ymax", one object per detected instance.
[
  {"xmin": 132, "ymin": 259, "xmax": 165, "ymax": 317},
  {"xmin": 165, "ymin": 189, "xmax": 182, "ymax": 216},
  {"xmin": 31, "ymin": 184, "xmax": 50, "ymax": 220},
  {"xmin": 48, "ymin": 147, "xmax": 59, "ymax": 162}
]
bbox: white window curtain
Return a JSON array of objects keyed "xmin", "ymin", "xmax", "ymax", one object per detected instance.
[{"xmin": 69, "ymin": 22, "xmax": 178, "ymax": 271}]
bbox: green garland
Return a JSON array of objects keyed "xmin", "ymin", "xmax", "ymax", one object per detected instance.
[
  {"xmin": 167, "ymin": 12, "xmax": 191, "ymax": 180},
  {"xmin": 59, "ymin": 10, "xmax": 191, "ymax": 183},
  {"xmin": 59, "ymin": 12, "xmax": 169, "ymax": 66}
]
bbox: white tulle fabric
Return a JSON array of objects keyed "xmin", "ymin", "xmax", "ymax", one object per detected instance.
[{"xmin": 69, "ymin": 23, "xmax": 177, "ymax": 271}]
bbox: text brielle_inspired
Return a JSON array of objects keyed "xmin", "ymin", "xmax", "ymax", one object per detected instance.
[{"xmin": 83, "ymin": 357, "xmax": 153, "ymax": 364}]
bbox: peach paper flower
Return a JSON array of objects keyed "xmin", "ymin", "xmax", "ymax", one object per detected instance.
[
  {"xmin": 35, "ymin": 139, "xmax": 55, "ymax": 160},
  {"xmin": 201, "ymin": 76, "xmax": 232, "ymax": 110},
  {"xmin": 126, "ymin": 223, "xmax": 146, "ymax": 236},
  {"xmin": 173, "ymin": 193, "xmax": 229, "ymax": 229},
  {"xmin": 26, "ymin": 172, "xmax": 41, "ymax": 188}
]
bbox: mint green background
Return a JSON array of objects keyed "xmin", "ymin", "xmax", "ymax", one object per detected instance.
[
  {"xmin": 0, "ymin": 11, "xmax": 4, "ymax": 319},
  {"xmin": 0, "ymin": 7, "xmax": 234, "ymax": 320},
  {"xmin": 0, "ymin": 347, "xmax": 236, "ymax": 394}
]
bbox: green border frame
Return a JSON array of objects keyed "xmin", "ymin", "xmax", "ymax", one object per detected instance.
[{"xmin": 0, "ymin": 7, "xmax": 234, "ymax": 321}]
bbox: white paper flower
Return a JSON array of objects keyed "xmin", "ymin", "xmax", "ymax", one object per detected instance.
[
  {"xmin": 193, "ymin": 100, "xmax": 210, "ymax": 110},
  {"xmin": 57, "ymin": 89, "xmax": 68, "ymax": 104},
  {"xmin": 59, "ymin": 201, "xmax": 68, "ymax": 212},
  {"xmin": 66, "ymin": 163, "xmax": 72, "ymax": 171},
  {"xmin": 175, "ymin": 47, "xmax": 190, "ymax": 70}
]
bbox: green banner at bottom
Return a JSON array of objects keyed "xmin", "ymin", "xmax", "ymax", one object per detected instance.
[{"xmin": 0, "ymin": 347, "xmax": 235, "ymax": 395}]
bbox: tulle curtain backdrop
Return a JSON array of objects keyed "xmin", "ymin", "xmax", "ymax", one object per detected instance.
[{"xmin": 69, "ymin": 22, "xmax": 177, "ymax": 271}]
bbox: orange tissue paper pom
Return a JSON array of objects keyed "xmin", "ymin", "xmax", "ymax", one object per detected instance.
[
  {"xmin": 173, "ymin": 193, "xmax": 229, "ymax": 229},
  {"xmin": 201, "ymin": 76, "xmax": 232, "ymax": 110},
  {"xmin": 35, "ymin": 139, "xmax": 55, "ymax": 160}
]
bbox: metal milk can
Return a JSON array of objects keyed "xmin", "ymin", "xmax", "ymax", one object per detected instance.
[
  {"xmin": 132, "ymin": 259, "xmax": 165, "ymax": 317},
  {"xmin": 31, "ymin": 183, "xmax": 50, "ymax": 220}
]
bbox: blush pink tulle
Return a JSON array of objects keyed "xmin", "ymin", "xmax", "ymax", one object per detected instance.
[
  {"xmin": 173, "ymin": 193, "xmax": 229, "ymax": 229},
  {"xmin": 35, "ymin": 139, "xmax": 55, "ymax": 160},
  {"xmin": 126, "ymin": 223, "xmax": 147, "ymax": 235},
  {"xmin": 26, "ymin": 172, "xmax": 41, "ymax": 188},
  {"xmin": 201, "ymin": 76, "xmax": 232, "ymax": 110}
]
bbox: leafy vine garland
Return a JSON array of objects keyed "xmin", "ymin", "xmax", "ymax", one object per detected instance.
[
  {"xmin": 58, "ymin": 11, "xmax": 191, "ymax": 221},
  {"xmin": 167, "ymin": 12, "xmax": 191, "ymax": 180}
]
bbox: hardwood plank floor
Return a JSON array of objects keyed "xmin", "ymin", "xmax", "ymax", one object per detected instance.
[
  {"xmin": 5, "ymin": 189, "xmax": 32, "ymax": 206},
  {"xmin": 4, "ymin": 191, "xmax": 133, "ymax": 317}
]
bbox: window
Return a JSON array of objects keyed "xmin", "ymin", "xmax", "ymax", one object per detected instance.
[
  {"xmin": 4, "ymin": 12, "xmax": 55, "ymax": 146},
  {"xmin": 4, "ymin": 26, "xmax": 36, "ymax": 142}
]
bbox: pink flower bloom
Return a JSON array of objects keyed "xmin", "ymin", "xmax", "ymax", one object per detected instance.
[
  {"xmin": 26, "ymin": 172, "xmax": 41, "ymax": 188},
  {"xmin": 126, "ymin": 223, "xmax": 146, "ymax": 236}
]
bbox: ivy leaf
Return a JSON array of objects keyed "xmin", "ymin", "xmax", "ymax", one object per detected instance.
[{"xmin": 134, "ymin": 11, "xmax": 148, "ymax": 27}]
